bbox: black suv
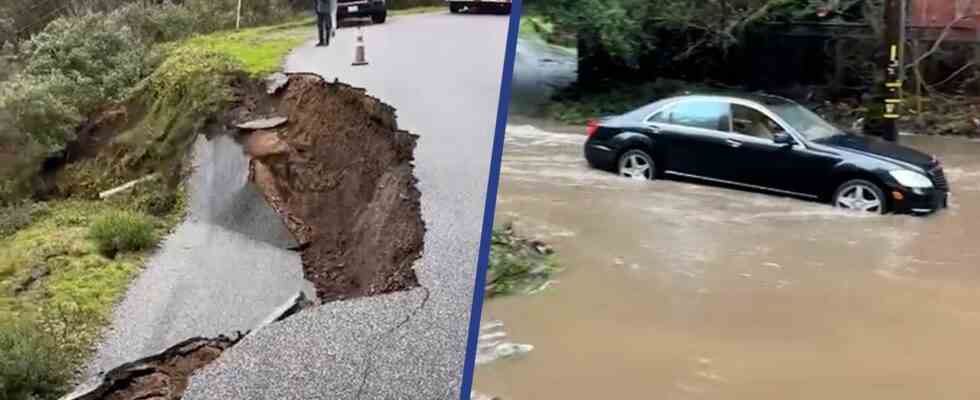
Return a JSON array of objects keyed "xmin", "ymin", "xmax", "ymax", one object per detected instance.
[
  {"xmin": 584, "ymin": 93, "xmax": 950, "ymax": 215},
  {"xmin": 337, "ymin": 0, "xmax": 387, "ymax": 24}
]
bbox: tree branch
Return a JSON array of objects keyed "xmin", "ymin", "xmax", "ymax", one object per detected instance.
[
  {"xmin": 672, "ymin": 0, "xmax": 781, "ymax": 61},
  {"xmin": 905, "ymin": 13, "xmax": 980, "ymax": 69},
  {"xmin": 930, "ymin": 61, "xmax": 977, "ymax": 87}
]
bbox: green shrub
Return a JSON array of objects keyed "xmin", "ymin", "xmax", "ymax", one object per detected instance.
[
  {"xmin": 88, "ymin": 211, "xmax": 157, "ymax": 257},
  {"xmin": 1, "ymin": 14, "xmax": 146, "ymax": 152},
  {"xmin": 112, "ymin": 2, "xmax": 199, "ymax": 44},
  {"xmin": 0, "ymin": 317, "xmax": 70, "ymax": 400},
  {"xmin": 0, "ymin": 73, "xmax": 86, "ymax": 151}
]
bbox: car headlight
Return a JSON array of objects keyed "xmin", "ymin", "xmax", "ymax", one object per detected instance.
[{"xmin": 889, "ymin": 170, "xmax": 933, "ymax": 189}]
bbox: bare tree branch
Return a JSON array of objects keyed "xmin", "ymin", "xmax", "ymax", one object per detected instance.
[
  {"xmin": 672, "ymin": 0, "xmax": 782, "ymax": 61},
  {"xmin": 905, "ymin": 13, "xmax": 980, "ymax": 69},
  {"xmin": 930, "ymin": 61, "xmax": 977, "ymax": 87}
]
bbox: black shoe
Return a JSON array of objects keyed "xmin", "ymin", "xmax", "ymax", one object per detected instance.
[{"xmin": 316, "ymin": 41, "xmax": 325, "ymax": 47}]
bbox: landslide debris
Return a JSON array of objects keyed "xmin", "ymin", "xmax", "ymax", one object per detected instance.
[
  {"xmin": 64, "ymin": 335, "xmax": 242, "ymax": 400},
  {"xmin": 486, "ymin": 224, "xmax": 558, "ymax": 297},
  {"xmin": 63, "ymin": 293, "xmax": 311, "ymax": 400},
  {"xmin": 239, "ymin": 73, "xmax": 425, "ymax": 302}
]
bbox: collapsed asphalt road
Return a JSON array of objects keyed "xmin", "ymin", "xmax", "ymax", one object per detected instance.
[
  {"xmin": 176, "ymin": 11, "xmax": 511, "ymax": 399},
  {"xmin": 88, "ymin": 131, "xmax": 309, "ymax": 375}
]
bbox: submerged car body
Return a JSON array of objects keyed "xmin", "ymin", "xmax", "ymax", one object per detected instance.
[{"xmin": 584, "ymin": 93, "xmax": 950, "ymax": 214}]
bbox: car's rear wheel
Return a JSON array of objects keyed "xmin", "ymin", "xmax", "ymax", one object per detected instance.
[
  {"xmin": 617, "ymin": 149, "xmax": 656, "ymax": 181},
  {"xmin": 449, "ymin": 3, "xmax": 462, "ymax": 13},
  {"xmin": 833, "ymin": 179, "xmax": 887, "ymax": 214}
]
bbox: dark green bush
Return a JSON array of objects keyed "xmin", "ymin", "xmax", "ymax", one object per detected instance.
[
  {"xmin": 112, "ymin": 2, "xmax": 200, "ymax": 43},
  {"xmin": 0, "ymin": 318, "xmax": 71, "ymax": 400},
  {"xmin": 1, "ymin": 14, "xmax": 145, "ymax": 152},
  {"xmin": 88, "ymin": 211, "xmax": 158, "ymax": 257}
]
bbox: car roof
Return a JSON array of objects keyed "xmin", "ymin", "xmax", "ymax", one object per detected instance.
[
  {"xmin": 675, "ymin": 91, "xmax": 798, "ymax": 106},
  {"xmin": 608, "ymin": 91, "xmax": 798, "ymax": 125}
]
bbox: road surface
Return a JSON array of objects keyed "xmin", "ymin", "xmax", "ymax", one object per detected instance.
[
  {"xmin": 182, "ymin": 11, "xmax": 511, "ymax": 399},
  {"xmin": 88, "ymin": 134, "xmax": 309, "ymax": 374}
]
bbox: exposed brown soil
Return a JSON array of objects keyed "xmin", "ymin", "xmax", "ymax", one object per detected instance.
[
  {"xmin": 239, "ymin": 73, "xmax": 425, "ymax": 302},
  {"xmin": 66, "ymin": 335, "xmax": 242, "ymax": 400}
]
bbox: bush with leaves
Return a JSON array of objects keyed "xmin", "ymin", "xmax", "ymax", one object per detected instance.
[
  {"xmin": 111, "ymin": 1, "xmax": 200, "ymax": 43},
  {"xmin": 88, "ymin": 211, "xmax": 158, "ymax": 257},
  {"xmin": 0, "ymin": 14, "xmax": 146, "ymax": 152},
  {"xmin": 0, "ymin": 317, "xmax": 71, "ymax": 400}
]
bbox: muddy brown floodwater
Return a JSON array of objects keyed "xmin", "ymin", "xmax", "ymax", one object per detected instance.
[{"xmin": 476, "ymin": 123, "xmax": 980, "ymax": 400}]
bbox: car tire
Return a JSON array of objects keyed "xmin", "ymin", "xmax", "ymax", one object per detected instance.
[
  {"xmin": 617, "ymin": 149, "xmax": 656, "ymax": 181},
  {"xmin": 372, "ymin": 10, "xmax": 387, "ymax": 23},
  {"xmin": 833, "ymin": 179, "xmax": 887, "ymax": 214},
  {"xmin": 449, "ymin": 3, "xmax": 462, "ymax": 13},
  {"xmin": 499, "ymin": 3, "xmax": 512, "ymax": 14}
]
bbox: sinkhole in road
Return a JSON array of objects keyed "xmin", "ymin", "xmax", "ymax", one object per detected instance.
[
  {"xmin": 67, "ymin": 73, "xmax": 426, "ymax": 399},
  {"xmin": 241, "ymin": 73, "xmax": 426, "ymax": 303}
]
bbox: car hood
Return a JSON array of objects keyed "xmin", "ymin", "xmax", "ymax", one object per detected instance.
[{"xmin": 813, "ymin": 134, "xmax": 935, "ymax": 171}]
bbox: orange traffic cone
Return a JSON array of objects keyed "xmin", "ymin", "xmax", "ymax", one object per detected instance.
[{"xmin": 352, "ymin": 29, "xmax": 369, "ymax": 66}]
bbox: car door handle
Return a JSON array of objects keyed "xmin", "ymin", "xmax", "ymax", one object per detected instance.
[
  {"xmin": 646, "ymin": 124, "xmax": 661, "ymax": 134},
  {"xmin": 725, "ymin": 139, "xmax": 743, "ymax": 148}
]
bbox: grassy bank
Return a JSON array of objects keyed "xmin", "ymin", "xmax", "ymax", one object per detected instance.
[
  {"xmin": 0, "ymin": 184, "xmax": 184, "ymax": 399},
  {"xmin": 486, "ymin": 224, "xmax": 559, "ymax": 298}
]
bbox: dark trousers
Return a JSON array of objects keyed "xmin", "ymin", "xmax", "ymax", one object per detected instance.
[{"xmin": 316, "ymin": 13, "xmax": 331, "ymax": 44}]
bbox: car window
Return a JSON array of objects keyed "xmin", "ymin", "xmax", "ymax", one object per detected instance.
[
  {"xmin": 667, "ymin": 101, "xmax": 730, "ymax": 131},
  {"xmin": 648, "ymin": 107, "xmax": 671, "ymax": 124},
  {"xmin": 731, "ymin": 104, "xmax": 784, "ymax": 140},
  {"xmin": 769, "ymin": 103, "xmax": 842, "ymax": 140}
]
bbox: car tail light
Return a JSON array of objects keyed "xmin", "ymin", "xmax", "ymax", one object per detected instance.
[{"xmin": 586, "ymin": 119, "xmax": 599, "ymax": 137}]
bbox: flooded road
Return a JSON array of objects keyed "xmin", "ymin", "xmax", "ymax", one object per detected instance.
[{"xmin": 476, "ymin": 123, "xmax": 980, "ymax": 399}]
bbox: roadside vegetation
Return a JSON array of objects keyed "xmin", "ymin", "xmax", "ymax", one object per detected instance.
[
  {"xmin": 486, "ymin": 224, "xmax": 559, "ymax": 298},
  {"xmin": 522, "ymin": 0, "xmax": 979, "ymax": 137}
]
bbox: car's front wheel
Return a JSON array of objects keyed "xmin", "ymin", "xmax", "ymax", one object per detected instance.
[
  {"xmin": 833, "ymin": 179, "xmax": 887, "ymax": 214},
  {"xmin": 372, "ymin": 10, "xmax": 387, "ymax": 23},
  {"xmin": 617, "ymin": 149, "xmax": 656, "ymax": 181}
]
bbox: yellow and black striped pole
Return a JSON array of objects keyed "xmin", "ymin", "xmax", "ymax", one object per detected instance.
[{"xmin": 880, "ymin": 0, "xmax": 906, "ymax": 142}]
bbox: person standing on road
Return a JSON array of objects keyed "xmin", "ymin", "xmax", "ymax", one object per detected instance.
[{"xmin": 314, "ymin": 0, "xmax": 337, "ymax": 46}]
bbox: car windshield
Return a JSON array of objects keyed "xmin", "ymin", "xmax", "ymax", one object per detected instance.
[{"xmin": 768, "ymin": 103, "xmax": 843, "ymax": 141}]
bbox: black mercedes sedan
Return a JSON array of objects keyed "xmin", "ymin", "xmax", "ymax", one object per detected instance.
[{"xmin": 584, "ymin": 93, "xmax": 950, "ymax": 215}]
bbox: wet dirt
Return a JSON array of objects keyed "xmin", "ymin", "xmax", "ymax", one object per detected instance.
[
  {"xmin": 476, "ymin": 124, "xmax": 980, "ymax": 399},
  {"xmin": 68, "ymin": 335, "xmax": 243, "ymax": 400},
  {"xmin": 68, "ymin": 293, "xmax": 312, "ymax": 400},
  {"xmin": 239, "ymin": 73, "xmax": 425, "ymax": 302}
]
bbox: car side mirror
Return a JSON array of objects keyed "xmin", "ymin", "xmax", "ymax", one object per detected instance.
[{"xmin": 773, "ymin": 132, "xmax": 795, "ymax": 147}]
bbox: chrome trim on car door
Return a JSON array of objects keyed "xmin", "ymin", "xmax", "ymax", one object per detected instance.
[{"xmin": 664, "ymin": 170, "xmax": 820, "ymax": 199}]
